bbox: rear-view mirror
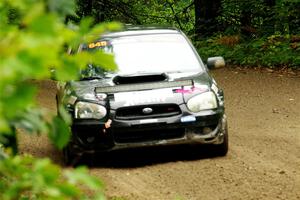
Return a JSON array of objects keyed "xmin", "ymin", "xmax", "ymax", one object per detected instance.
[{"xmin": 207, "ymin": 56, "xmax": 226, "ymax": 69}]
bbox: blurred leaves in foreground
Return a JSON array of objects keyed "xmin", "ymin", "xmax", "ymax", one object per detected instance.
[
  {"xmin": 0, "ymin": 155, "xmax": 105, "ymax": 200},
  {"xmin": 0, "ymin": 0, "xmax": 121, "ymax": 199},
  {"xmin": 0, "ymin": 0, "xmax": 121, "ymax": 149}
]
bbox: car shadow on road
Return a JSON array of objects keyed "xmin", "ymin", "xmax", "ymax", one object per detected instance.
[{"xmin": 75, "ymin": 145, "xmax": 225, "ymax": 168}]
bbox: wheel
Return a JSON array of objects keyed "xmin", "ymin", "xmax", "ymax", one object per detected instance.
[
  {"xmin": 55, "ymin": 95, "xmax": 60, "ymax": 116},
  {"xmin": 213, "ymin": 125, "xmax": 229, "ymax": 156},
  {"xmin": 62, "ymin": 144, "xmax": 75, "ymax": 166},
  {"xmin": 62, "ymin": 143, "xmax": 82, "ymax": 166}
]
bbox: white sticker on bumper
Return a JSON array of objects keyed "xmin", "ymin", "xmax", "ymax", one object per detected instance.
[
  {"xmin": 139, "ymin": 119, "xmax": 158, "ymax": 124},
  {"xmin": 181, "ymin": 115, "xmax": 196, "ymax": 123}
]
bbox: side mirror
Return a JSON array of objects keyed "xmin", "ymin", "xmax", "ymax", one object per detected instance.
[{"xmin": 207, "ymin": 56, "xmax": 226, "ymax": 70}]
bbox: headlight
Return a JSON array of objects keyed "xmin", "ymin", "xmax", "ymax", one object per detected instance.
[
  {"xmin": 75, "ymin": 102, "xmax": 107, "ymax": 119},
  {"xmin": 187, "ymin": 92, "xmax": 217, "ymax": 113}
]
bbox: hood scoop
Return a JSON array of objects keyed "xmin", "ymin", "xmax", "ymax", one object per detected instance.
[{"xmin": 113, "ymin": 73, "xmax": 168, "ymax": 85}]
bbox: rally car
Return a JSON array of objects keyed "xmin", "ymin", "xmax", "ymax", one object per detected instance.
[{"xmin": 56, "ymin": 27, "xmax": 228, "ymax": 165}]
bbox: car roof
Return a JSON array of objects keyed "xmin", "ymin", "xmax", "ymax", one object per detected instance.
[{"xmin": 101, "ymin": 26, "xmax": 181, "ymax": 38}]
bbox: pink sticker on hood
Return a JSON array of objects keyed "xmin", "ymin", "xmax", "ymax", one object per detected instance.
[{"xmin": 175, "ymin": 87, "xmax": 208, "ymax": 94}]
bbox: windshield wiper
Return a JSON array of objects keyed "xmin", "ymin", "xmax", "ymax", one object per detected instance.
[
  {"xmin": 118, "ymin": 71, "xmax": 167, "ymax": 76},
  {"xmin": 80, "ymin": 76, "xmax": 104, "ymax": 81}
]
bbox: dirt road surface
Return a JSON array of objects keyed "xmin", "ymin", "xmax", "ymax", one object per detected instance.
[{"xmin": 19, "ymin": 68, "xmax": 300, "ymax": 200}]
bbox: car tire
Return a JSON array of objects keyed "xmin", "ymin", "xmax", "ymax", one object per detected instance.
[
  {"xmin": 63, "ymin": 141, "xmax": 85, "ymax": 166},
  {"xmin": 55, "ymin": 95, "xmax": 59, "ymax": 116},
  {"xmin": 62, "ymin": 144, "xmax": 74, "ymax": 166},
  {"xmin": 213, "ymin": 125, "xmax": 229, "ymax": 156}
]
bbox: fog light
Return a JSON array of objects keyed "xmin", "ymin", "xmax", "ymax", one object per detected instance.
[{"xmin": 203, "ymin": 127, "xmax": 212, "ymax": 134}]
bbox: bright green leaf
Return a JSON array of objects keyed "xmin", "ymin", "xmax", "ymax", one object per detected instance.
[{"xmin": 48, "ymin": 116, "xmax": 70, "ymax": 149}]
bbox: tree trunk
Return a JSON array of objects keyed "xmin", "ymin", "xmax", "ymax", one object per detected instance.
[
  {"xmin": 264, "ymin": 0, "xmax": 276, "ymax": 35},
  {"xmin": 265, "ymin": 0, "xmax": 275, "ymax": 7},
  {"xmin": 93, "ymin": 0, "xmax": 106, "ymax": 23},
  {"xmin": 77, "ymin": 0, "xmax": 93, "ymax": 18},
  {"xmin": 194, "ymin": 0, "xmax": 221, "ymax": 38}
]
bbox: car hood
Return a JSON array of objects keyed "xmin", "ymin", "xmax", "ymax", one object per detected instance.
[{"xmin": 68, "ymin": 72, "xmax": 213, "ymax": 109}]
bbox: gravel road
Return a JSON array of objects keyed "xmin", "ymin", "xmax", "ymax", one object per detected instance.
[{"xmin": 19, "ymin": 68, "xmax": 300, "ymax": 200}]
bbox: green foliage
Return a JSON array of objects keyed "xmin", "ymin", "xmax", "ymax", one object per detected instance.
[
  {"xmin": 75, "ymin": 0, "xmax": 299, "ymax": 39},
  {"xmin": 196, "ymin": 34, "xmax": 300, "ymax": 68},
  {"xmin": 0, "ymin": 0, "xmax": 121, "ymax": 150},
  {"xmin": 75, "ymin": 0, "xmax": 195, "ymax": 34},
  {"xmin": 0, "ymin": 155, "xmax": 105, "ymax": 200},
  {"xmin": 130, "ymin": 0, "xmax": 195, "ymax": 34},
  {"xmin": 0, "ymin": 0, "xmax": 121, "ymax": 199},
  {"xmin": 218, "ymin": 1, "xmax": 242, "ymax": 35},
  {"xmin": 197, "ymin": 0, "xmax": 300, "ymax": 68},
  {"xmin": 48, "ymin": 116, "xmax": 71, "ymax": 149},
  {"xmin": 219, "ymin": 0, "xmax": 300, "ymax": 36}
]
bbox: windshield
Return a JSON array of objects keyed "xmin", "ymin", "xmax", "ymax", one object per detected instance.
[{"xmin": 84, "ymin": 33, "xmax": 204, "ymax": 75}]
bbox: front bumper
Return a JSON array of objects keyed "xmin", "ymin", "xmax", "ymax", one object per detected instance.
[{"xmin": 70, "ymin": 112, "xmax": 227, "ymax": 154}]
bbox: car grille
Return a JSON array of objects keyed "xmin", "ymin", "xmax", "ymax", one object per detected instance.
[
  {"xmin": 115, "ymin": 104, "xmax": 181, "ymax": 120},
  {"xmin": 114, "ymin": 128, "xmax": 185, "ymax": 143}
]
